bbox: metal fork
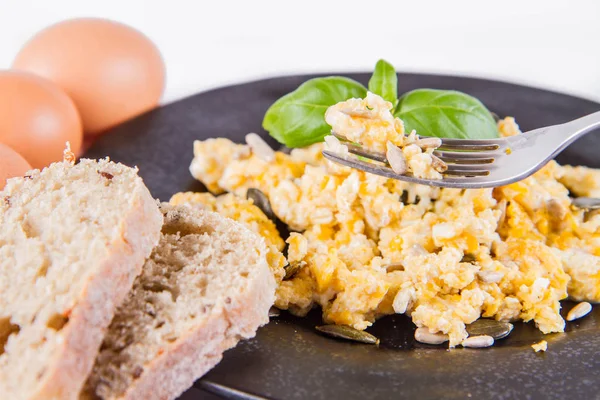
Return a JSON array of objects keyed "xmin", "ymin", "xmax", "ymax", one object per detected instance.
[{"xmin": 323, "ymin": 111, "xmax": 600, "ymax": 188}]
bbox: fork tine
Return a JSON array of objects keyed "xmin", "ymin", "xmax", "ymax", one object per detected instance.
[
  {"xmin": 434, "ymin": 150, "xmax": 497, "ymax": 164},
  {"xmin": 323, "ymin": 150, "xmax": 500, "ymax": 188},
  {"xmin": 445, "ymin": 164, "xmax": 492, "ymax": 174},
  {"xmin": 445, "ymin": 169, "xmax": 490, "ymax": 177},
  {"xmin": 438, "ymin": 143, "xmax": 501, "ymax": 151}
]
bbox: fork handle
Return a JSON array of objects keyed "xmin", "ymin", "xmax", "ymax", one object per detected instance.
[{"xmin": 560, "ymin": 110, "xmax": 600, "ymax": 141}]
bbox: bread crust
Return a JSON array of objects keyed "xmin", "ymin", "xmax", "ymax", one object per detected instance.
[
  {"xmin": 32, "ymin": 183, "xmax": 162, "ymax": 400},
  {"xmin": 117, "ymin": 257, "xmax": 274, "ymax": 400}
]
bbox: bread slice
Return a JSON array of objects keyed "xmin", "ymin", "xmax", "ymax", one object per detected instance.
[
  {"xmin": 0, "ymin": 157, "xmax": 163, "ymax": 400},
  {"xmin": 82, "ymin": 203, "xmax": 275, "ymax": 400}
]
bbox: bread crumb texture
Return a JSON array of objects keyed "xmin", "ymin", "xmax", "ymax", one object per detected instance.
[
  {"xmin": 83, "ymin": 203, "xmax": 274, "ymax": 400},
  {"xmin": 0, "ymin": 158, "xmax": 162, "ymax": 400}
]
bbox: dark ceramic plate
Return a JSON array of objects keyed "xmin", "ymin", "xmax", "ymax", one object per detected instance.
[{"xmin": 86, "ymin": 73, "xmax": 600, "ymax": 400}]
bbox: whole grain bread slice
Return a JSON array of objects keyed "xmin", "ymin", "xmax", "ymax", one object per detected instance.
[
  {"xmin": 0, "ymin": 156, "xmax": 163, "ymax": 400},
  {"xmin": 82, "ymin": 203, "xmax": 275, "ymax": 400}
]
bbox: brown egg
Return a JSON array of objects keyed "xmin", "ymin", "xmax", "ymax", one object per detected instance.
[
  {"xmin": 0, "ymin": 71, "xmax": 82, "ymax": 169},
  {"xmin": 13, "ymin": 18, "xmax": 165, "ymax": 136},
  {"xmin": 0, "ymin": 143, "xmax": 32, "ymax": 190}
]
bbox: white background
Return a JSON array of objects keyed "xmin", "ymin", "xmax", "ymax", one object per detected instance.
[{"xmin": 1, "ymin": 0, "xmax": 599, "ymax": 104}]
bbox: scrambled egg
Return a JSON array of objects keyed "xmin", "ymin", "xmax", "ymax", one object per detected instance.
[
  {"xmin": 325, "ymin": 92, "xmax": 443, "ymax": 179},
  {"xmin": 174, "ymin": 102, "xmax": 600, "ymax": 348}
]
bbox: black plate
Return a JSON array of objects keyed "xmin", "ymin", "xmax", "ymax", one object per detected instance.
[{"xmin": 86, "ymin": 73, "xmax": 600, "ymax": 400}]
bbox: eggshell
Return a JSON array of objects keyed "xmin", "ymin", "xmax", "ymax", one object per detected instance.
[
  {"xmin": 0, "ymin": 143, "xmax": 32, "ymax": 190},
  {"xmin": 13, "ymin": 18, "xmax": 165, "ymax": 136},
  {"xmin": 0, "ymin": 71, "xmax": 82, "ymax": 169}
]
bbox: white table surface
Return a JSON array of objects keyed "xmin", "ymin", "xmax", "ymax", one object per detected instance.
[{"xmin": 1, "ymin": 0, "xmax": 599, "ymax": 104}]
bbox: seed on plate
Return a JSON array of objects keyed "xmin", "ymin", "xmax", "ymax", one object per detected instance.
[
  {"xmin": 268, "ymin": 307, "xmax": 281, "ymax": 317},
  {"xmin": 246, "ymin": 188, "xmax": 276, "ymax": 221},
  {"xmin": 431, "ymin": 154, "xmax": 448, "ymax": 173},
  {"xmin": 466, "ymin": 319, "xmax": 513, "ymax": 340},
  {"xmin": 415, "ymin": 137, "xmax": 442, "ymax": 149},
  {"xmin": 245, "ymin": 132, "xmax": 275, "ymax": 162},
  {"xmin": 414, "ymin": 327, "xmax": 449, "ymax": 345},
  {"xmin": 461, "ymin": 335, "xmax": 494, "ymax": 348},
  {"xmin": 316, "ymin": 324, "xmax": 380, "ymax": 345},
  {"xmin": 386, "ymin": 141, "xmax": 407, "ymax": 175},
  {"xmin": 546, "ymin": 198, "xmax": 567, "ymax": 220},
  {"xmin": 284, "ymin": 261, "xmax": 306, "ymax": 280},
  {"xmin": 566, "ymin": 302, "xmax": 592, "ymax": 321},
  {"xmin": 477, "ymin": 270, "xmax": 504, "ymax": 284}
]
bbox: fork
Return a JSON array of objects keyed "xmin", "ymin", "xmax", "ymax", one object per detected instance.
[{"xmin": 322, "ymin": 111, "xmax": 600, "ymax": 188}]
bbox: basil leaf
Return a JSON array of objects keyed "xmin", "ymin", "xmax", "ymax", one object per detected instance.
[
  {"xmin": 368, "ymin": 59, "xmax": 398, "ymax": 105},
  {"xmin": 263, "ymin": 77, "xmax": 367, "ymax": 148},
  {"xmin": 394, "ymin": 89, "xmax": 499, "ymax": 139}
]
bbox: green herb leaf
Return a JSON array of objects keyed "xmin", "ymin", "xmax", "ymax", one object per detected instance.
[
  {"xmin": 394, "ymin": 89, "xmax": 499, "ymax": 139},
  {"xmin": 368, "ymin": 59, "xmax": 398, "ymax": 105},
  {"xmin": 262, "ymin": 77, "xmax": 367, "ymax": 148}
]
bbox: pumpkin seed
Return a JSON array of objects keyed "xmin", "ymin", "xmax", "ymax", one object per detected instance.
[
  {"xmin": 572, "ymin": 197, "xmax": 600, "ymax": 211},
  {"xmin": 284, "ymin": 261, "xmax": 306, "ymax": 280},
  {"xmin": 466, "ymin": 319, "xmax": 513, "ymax": 340},
  {"xmin": 461, "ymin": 253, "xmax": 477, "ymax": 263},
  {"xmin": 268, "ymin": 307, "xmax": 281, "ymax": 318},
  {"xmin": 246, "ymin": 188, "xmax": 276, "ymax": 221},
  {"xmin": 315, "ymin": 324, "xmax": 380, "ymax": 345}
]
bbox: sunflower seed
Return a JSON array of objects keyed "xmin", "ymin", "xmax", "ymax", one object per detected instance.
[
  {"xmin": 546, "ymin": 198, "xmax": 567, "ymax": 220},
  {"xmin": 268, "ymin": 307, "xmax": 281, "ymax": 317},
  {"xmin": 566, "ymin": 302, "xmax": 592, "ymax": 321},
  {"xmin": 431, "ymin": 154, "xmax": 448, "ymax": 173},
  {"xmin": 245, "ymin": 132, "xmax": 275, "ymax": 162},
  {"xmin": 414, "ymin": 327, "xmax": 449, "ymax": 345},
  {"xmin": 316, "ymin": 324, "xmax": 380, "ymax": 345},
  {"xmin": 461, "ymin": 335, "xmax": 494, "ymax": 348},
  {"xmin": 466, "ymin": 319, "xmax": 513, "ymax": 340},
  {"xmin": 415, "ymin": 137, "xmax": 442, "ymax": 149},
  {"xmin": 246, "ymin": 188, "xmax": 276, "ymax": 221},
  {"xmin": 284, "ymin": 261, "xmax": 306, "ymax": 280},
  {"xmin": 384, "ymin": 262, "xmax": 404, "ymax": 272},
  {"xmin": 386, "ymin": 141, "xmax": 407, "ymax": 175},
  {"xmin": 496, "ymin": 199, "xmax": 507, "ymax": 228},
  {"xmin": 477, "ymin": 271, "xmax": 504, "ymax": 284}
]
